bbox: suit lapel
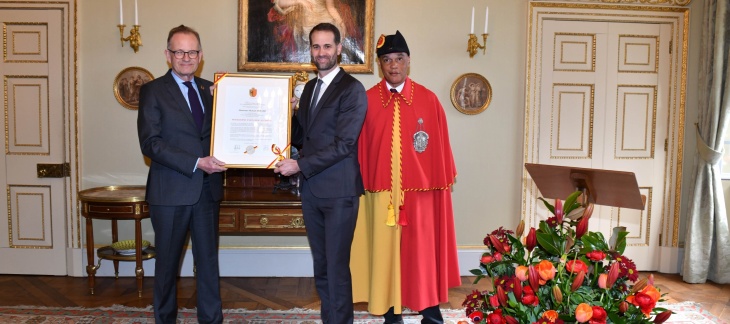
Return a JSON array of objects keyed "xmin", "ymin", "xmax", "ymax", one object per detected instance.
[
  {"xmin": 162, "ymin": 70, "xmax": 200, "ymax": 133},
  {"xmin": 309, "ymin": 69, "xmax": 345, "ymax": 127}
]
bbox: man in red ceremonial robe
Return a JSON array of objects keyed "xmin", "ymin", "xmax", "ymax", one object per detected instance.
[{"xmin": 350, "ymin": 31, "xmax": 460, "ymax": 324}]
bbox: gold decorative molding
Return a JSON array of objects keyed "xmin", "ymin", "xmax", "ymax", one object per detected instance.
[{"xmin": 531, "ymin": 0, "xmax": 691, "ymax": 6}]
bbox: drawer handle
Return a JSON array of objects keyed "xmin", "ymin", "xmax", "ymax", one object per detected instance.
[
  {"xmin": 259, "ymin": 217, "xmax": 269, "ymax": 227},
  {"xmin": 289, "ymin": 217, "xmax": 305, "ymax": 228}
]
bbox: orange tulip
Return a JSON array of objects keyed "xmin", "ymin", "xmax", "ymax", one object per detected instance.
[
  {"xmin": 597, "ymin": 273, "xmax": 608, "ymax": 289},
  {"xmin": 515, "ymin": 265, "xmax": 529, "ymax": 282},
  {"xmin": 537, "ymin": 260, "xmax": 556, "ymax": 282},
  {"xmin": 543, "ymin": 310, "xmax": 559, "ymax": 321},
  {"xmin": 575, "ymin": 303, "xmax": 593, "ymax": 322}
]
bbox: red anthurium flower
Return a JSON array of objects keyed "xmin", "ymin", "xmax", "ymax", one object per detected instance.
[
  {"xmin": 589, "ymin": 306, "xmax": 607, "ymax": 324},
  {"xmin": 468, "ymin": 310, "xmax": 483, "ymax": 323},
  {"xmin": 566, "ymin": 260, "xmax": 589, "ymax": 274},
  {"xmin": 575, "ymin": 303, "xmax": 593, "ymax": 323},
  {"xmin": 586, "ymin": 250, "xmax": 606, "ymax": 262}
]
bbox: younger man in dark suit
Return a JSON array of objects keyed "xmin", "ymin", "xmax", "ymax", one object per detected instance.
[
  {"xmin": 137, "ymin": 25, "xmax": 227, "ymax": 324},
  {"xmin": 274, "ymin": 22, "xmax": 367, "ymax": 324}
]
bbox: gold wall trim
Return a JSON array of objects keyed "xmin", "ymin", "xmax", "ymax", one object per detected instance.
[{"xmin": 532, "ymin": 0, "xmax": 691, "ymax": 6}]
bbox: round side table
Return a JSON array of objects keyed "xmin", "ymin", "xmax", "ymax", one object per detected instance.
[{"xmin": 78, "ymin": 185, "xmax": 155, "ymax": 297}]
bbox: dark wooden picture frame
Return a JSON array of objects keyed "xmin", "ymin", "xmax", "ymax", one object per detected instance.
[
  {"xmin": 450, "ymin": 73, "xmax": 492, "ymax": 115},
  {"xmin": 113, "ymin": 66, "xmax": 153, "ymax": 110},
  {"xmin": 238, "ymin": 0, "xmax": 375, "ymax": 74}
]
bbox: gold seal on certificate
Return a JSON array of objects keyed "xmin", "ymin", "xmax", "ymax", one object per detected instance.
[{"xmin": 211, "ymin": 73, "xmax": 293, "ymax": 168}]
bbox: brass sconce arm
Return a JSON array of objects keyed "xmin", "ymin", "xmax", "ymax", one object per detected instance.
[
  {"xmin": 467, "ymin": 33, "xmax": 488, "ymax": 58},
  {"xmin": 118, "ymin": 24, "xmax": 142, "ymax": 53}
]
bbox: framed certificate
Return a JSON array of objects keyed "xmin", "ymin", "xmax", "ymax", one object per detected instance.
[{"xmin": 211, "ymin": 73, "xmax": 293, "ymax": 168}]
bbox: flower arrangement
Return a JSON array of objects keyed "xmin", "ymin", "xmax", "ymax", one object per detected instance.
[{"xmin": 462, "ymin": 191, "xmax": 672, "ymax": 324}]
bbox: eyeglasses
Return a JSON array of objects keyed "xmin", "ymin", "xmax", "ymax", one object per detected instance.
[{"xmin": 168, "ymin": 49, "xmax": 200, "ymax": 59}]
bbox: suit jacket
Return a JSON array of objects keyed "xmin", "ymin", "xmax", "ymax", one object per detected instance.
[
  {"xmin": 137, "ymin": 69, "xmax": 223, "ymax": 206},
  {"xmin": 292, "ymin": 68, "xmax": 367, "ymax": 198}
]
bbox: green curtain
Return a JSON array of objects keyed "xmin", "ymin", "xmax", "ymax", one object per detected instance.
[{"xmin": 682, "ymin": 0, "xmax": 730, "ymax": 284}]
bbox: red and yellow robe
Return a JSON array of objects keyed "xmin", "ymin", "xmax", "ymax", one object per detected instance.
[{"xmin": 351, "ymin": 78, "xmax": 460, "ymax": 314}]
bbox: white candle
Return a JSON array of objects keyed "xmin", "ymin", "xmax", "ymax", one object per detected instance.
[
  {"xmin": 484, "ymin": 7, "xmax": 489, "ymax": 34},
  {"xmin": 134, "ymin": 0, "xmax": 138, "ymax": 25},
  {"xmin": 119, "ymin": 0, "xmax": 123, "ymax": 25},
  {"xmin": 470, "ymin": 7, "xmax": 474, "ymax": 34}
]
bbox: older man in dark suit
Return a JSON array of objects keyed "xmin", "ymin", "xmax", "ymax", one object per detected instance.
[
  {"xmin": 274, "ymin": 22, "xmax": 367, "ymax": 324},
  {"xmin": 137, "ymin": 25, "xmax": 227, "ymax": 324}
]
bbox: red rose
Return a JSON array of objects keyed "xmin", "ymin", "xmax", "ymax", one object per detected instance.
[
  {"xmin": 521, "ymin": 293, "xmax": 539, "ymax": 306},
  {"xmin": 586, "ymin": 250, "xmax": 606, "ymax": 262},
  {"xmin": 589, "ymin": 305, "xmax": 607, "ymax": 324},
  {"xmin": 481, "ymin": 254, "xmax": 494, "ymax": 264},
  {"xmin": 566, "ymin": 260, "xmax": 589, "ymax": 274}
]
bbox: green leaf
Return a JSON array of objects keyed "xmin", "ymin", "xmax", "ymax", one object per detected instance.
[
  {"xmin": 615, "ymin": 230, "xmax": 629, "ymax": 254},
  {"xmin": 470, "ymin": 269, "xmax": 484, "ymax": 276},
  {"xmin": 536, "ymin": 223, "xmax": 562, "ymax": 256},
  {"xmin": 537, "ymin": 197, "xmax": 556, "ymax": 215},
  {"xmin": 563, "ymin": 191, "xmax": 583, "ymax": 215}
]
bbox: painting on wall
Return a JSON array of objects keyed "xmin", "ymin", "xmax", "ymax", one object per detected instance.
[
  {"xmin": 113, "ymin": 67, "xmax": 153, "ymax": 110},
  {"xmin": 450, "ymin": 73, "xmax": 492, "ymax": 115},
  {"xmin": 238, "ymin": 0, "xmax": 374, "ymax": 73}
]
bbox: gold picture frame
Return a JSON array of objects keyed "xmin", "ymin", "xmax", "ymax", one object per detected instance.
[
  {"xmin": 113, "ymin": 66, "xmax": 154, "ymax": 110},
  {"xmin": 238, "ymin": 0, "xmax": 375, "ymax": 74},
  {"xmin": 450, "ymin": 73, "xmax": 492, "ymax": 115}
]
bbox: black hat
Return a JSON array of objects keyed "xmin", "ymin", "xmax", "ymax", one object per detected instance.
[{"xmin": 376, "ymin": 30, "xmax": 410, "ymax": 57}]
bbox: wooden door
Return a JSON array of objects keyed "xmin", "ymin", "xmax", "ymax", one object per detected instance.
[
  {"xmin": 524, "ymin": 3, "xmax": 687, "ymax": 271},
  {"xmin": 0, "ymin": 6, "xmax": 69, "ymax": 275}
]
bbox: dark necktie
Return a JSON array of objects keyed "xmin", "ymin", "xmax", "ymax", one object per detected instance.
[
  {"xmin": 310, "ymin": 79, "xmax": 324, "ymax": 117},
  {"xmin": 183, "ymin": 81, "xmax": 204, "ymax": 131},
  {"xmin": 390, "ymin": 88, "xmax": 398, "ymax": 93}
]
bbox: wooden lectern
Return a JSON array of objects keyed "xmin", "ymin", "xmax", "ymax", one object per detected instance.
[{"xmin": 524, "ymin": 163, "xmax": 645, "ymax": 210}]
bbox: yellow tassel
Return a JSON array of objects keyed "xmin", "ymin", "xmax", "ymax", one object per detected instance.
[{"xmin": 386, "ymin": 203, "xmax": 396, "ymax": 226}]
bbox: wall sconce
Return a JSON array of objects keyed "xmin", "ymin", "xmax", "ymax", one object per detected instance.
[
  {"xmin": 118, "ymin": 0, "xmax": 142, "ymax": 53},
  {"xmin": 468, "ymin": 33, "xmax": 488, "ymax": 57},
  {"xmin": 467, "ymin": 6, "xmax": 488, "ymax": 58},
  {"xmin": 119, "ymin": 25, "xmax": 142, "ymax": 53}
]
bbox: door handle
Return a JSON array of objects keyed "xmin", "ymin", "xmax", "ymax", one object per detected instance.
[{"xmin": 37, "ymin": 163, "xmax": 70, "ymax": 178}]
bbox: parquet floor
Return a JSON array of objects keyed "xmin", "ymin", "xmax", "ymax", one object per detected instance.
[{"xmin": 0, "ymin": 272, "xmax": 727, "ymax": 321}]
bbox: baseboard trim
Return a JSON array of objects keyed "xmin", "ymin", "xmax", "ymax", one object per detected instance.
[{"xmin": 83, "ymin": 247, "xmax": 485, "ymax": 277}]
